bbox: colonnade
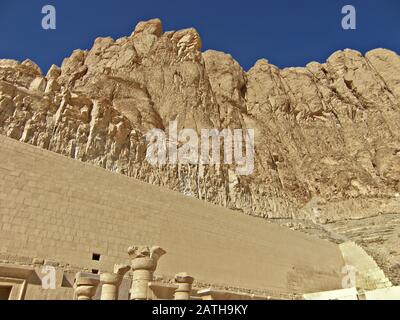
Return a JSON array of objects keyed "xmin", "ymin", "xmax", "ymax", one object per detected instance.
[{"xmin": 73, "ymin": 245, "xmax": 194, "ymax": 300}]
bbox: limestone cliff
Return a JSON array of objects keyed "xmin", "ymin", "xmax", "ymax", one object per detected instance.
[{"xmin": 1, "ymin": 18, "xmax": 399, "ymax": 222}]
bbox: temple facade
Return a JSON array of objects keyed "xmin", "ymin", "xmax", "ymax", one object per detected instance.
[{"xmin": 0, "ymin": 136, "xmax": 398, "ymax": 300}]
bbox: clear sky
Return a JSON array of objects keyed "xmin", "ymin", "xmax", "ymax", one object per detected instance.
[{"xmin": 0, "ymin": 0, "xmax": 399, "ymax": 73}]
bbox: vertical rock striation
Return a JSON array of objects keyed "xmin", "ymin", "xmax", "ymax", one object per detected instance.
[{"xmin": 1, "ymin": 19, "xmax": 399, "ymax": 222}]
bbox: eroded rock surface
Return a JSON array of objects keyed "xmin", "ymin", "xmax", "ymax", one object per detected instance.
[{"xmin": 1, "ymin": 19, "xmax": 399, "ymax": 224}]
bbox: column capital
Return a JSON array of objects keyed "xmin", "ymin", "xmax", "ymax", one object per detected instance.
[
  {"xmin": 174, "ymin": 272, "xmax": 194, "ymax": 300},
  {"xmin": 175, "ymin": 272, "xmax": 194, "ymax": 285},
  {"xmin": 74, "ymin": 272, "xmax": 99, "ymax": 300},
  {"xmin": 75, "ymin": 272, "xmax": 100, "ymax": 286},
  {"xmin": 128, "ymin": 245, "xmax": 166, "ymax": 300},
  {"xmin": 100, "ymin": 272, "xmax": 120, "ymax": 285},
  {"xmin": 127, "ymin": 245, "xmax": 166, "ymax": 271},
  {"xmin": 127, "ymin": 245, "xmax": 166, "ymax": 260},
  {"xmin": 114, "ymin": 263, "xmax": 131, "ymax": 275},
  {"xmin": 99, "ymin": 264, "xmax": 130, "ymax": 300},
  {"xmin": 100, "ymin": 264, "xmax": 130, "ymax": 285}
]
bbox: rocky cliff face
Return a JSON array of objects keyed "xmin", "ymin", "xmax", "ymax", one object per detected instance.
[{"xmin": 1, "ymin": 18, "xmax": 399, "ymax": 222}]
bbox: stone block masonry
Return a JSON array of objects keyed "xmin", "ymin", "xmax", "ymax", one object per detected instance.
[{"xmin": 0, "ymin": 135, "xmax": 345, "ymax": 295}]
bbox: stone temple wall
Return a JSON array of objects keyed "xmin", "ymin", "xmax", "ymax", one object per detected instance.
[{"xmin": 0, "ymin": 135, "xmax": 345, "ymax": 298}]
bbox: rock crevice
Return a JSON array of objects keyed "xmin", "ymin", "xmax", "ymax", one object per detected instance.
[{"xmin": 1, "ymin": 19, "xmax": 400, "ymax": 221}]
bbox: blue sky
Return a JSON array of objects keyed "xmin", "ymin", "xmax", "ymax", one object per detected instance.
[{"xmin": 0, "ymin": 0, "xmax": 399, "ymax": 72}]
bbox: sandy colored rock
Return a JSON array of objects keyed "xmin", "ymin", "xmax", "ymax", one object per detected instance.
[{"xmin": 0, "ymin": 19, "xmax": 400, "ymax": 278}]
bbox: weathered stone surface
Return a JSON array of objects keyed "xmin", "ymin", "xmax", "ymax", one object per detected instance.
[
  {"xmin": 0, "ymin": 135, "xmax": 346, "ymax": 296},
  {"xmin": 0, "ymin": 19, "xmax": 399, "ymax": 224}
]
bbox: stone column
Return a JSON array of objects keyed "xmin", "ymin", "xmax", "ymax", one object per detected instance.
[
  {"xmin": 74, "ymin": 272, "xmax": 100, "ymax": 300},
  {"xmin": 174, "ymin": 272, "xmax": 194, "ymax": 300},
  {"xmin": 127, "ymin": 245, "xmax": 166, "ymax": 300},
  {"xmin": 100, "ymin": 264, "xmax": 130, "ymax": 300}
]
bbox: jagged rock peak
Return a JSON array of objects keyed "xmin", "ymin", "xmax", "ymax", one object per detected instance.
[
  {"xmin": 132, "ymin": 18, "xmax": 163, "ymax": 37},
  {"xmin": 0, "ymin": 18, "xmax": 399, "ymax": 224}
]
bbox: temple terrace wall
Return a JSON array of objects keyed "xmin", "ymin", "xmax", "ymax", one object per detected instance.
[{"xmin": 0, "ymin": 135, "xmax": 345, "ymax": 297}]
